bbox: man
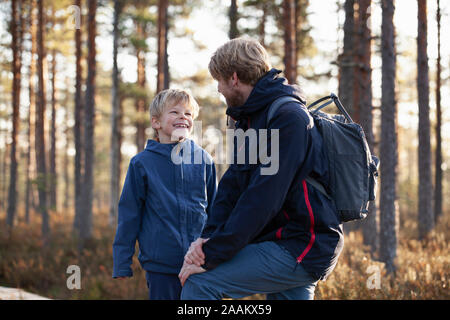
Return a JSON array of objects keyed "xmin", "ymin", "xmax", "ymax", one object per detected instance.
[{"xmin": 178, "ymin": 38, "xmax": 344, "ymax": 300}]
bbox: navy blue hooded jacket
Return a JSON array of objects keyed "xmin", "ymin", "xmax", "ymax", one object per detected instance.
[
  {"xmin": 201, "ymin": 69, "xmax": 344, "ymax": 280},
  {"xmin": 112, "ymin": 139, "xmax": 217, "ymax": 277}
]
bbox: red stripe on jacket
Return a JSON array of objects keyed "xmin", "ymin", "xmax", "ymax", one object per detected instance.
[
  {"xmin": 296, "ymin": 180, "xmax": 316, "ymax": 263},
  {"xmin": 276, "ymin": 227, "xmax": 282, "ymax": 240}
]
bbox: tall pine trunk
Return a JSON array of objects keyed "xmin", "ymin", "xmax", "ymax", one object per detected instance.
[
  {"xmin": 79, "ymin": 0, "xmax": 97, "ymax": 246},
  {"xmin": 357, "ymin": 0, "xmax": 378, "ymax": 254},
  {"xmin": 63, "ymin": 79, "xmax": 70, "ymax": 209},
  {"xmin": 379, "ymin": 0, "xmax": 398, "ymax": 273},
  {"xmin": 7, "ymin": 0, "xmax": 23, "ymax": 228},
  {"xmin": 434, "ymin": 0, "xmax": 442, "ymax": 223},
  {"xmin": 283, "ymin": 0, "xmax": 297, "ymax": 84},
  {"xmin": 135, "ymin": 21, "xmax": 147, "ymax": 152},
  {"xmin": 110, "ymin": 0, "xmax": 123, "ymax": 228},
  {"xmin": 157, "ymin": 0, "xmax": 168, "ymax": 93},
  {"xmin": 417, "ymin": 0, "xmax": 434, "ymax": 239},
  {"xmin": 36, "ymin": 0, "xmax": 50, "ymax": 241},
  {"xmin": 73, "ymin": 0, "xmax": 83, "ymax": 233},
  {"xmin": 25, "ymin": 0, "xmax": 37, "ymax": 224},
  {"xmin": 339, "ymin": 0, "xmax": 355, "ymax": 117},
  {"xmin": 164, "ymin": 16, "xmax": 170, "ymax": 90},
  {"xmin": 50, "ymin": 45, "xmax": 57, "ymax": 211},
  {"xmin": 229, "ymin": 0, "xmax": 239, "ymax": 39},
  {"xmin": 259, "ymin": 2, "xmax": 267, "ymax": 47}
]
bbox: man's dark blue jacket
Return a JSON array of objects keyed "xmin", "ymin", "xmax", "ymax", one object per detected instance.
[{"xmin": 201, "ymin": 69, "xmax": 344, "ymax": 280}]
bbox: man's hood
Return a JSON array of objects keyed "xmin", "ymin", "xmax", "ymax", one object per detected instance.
[{"xmin": 226, "ymin": 68, "xmax": 306, "ymax": 121}]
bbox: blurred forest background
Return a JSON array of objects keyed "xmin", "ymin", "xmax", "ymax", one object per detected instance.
[{"xmin": 0, "ymin": 0, "xmax": 449, "ymax": 299}]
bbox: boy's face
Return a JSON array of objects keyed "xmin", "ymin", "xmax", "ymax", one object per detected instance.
[{"xmin": 152, "ymin": 103, "xmax": 194, "ymax": 144}]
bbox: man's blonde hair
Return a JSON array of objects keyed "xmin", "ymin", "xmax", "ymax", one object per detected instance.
[
  {"xmin": 149, "ymin": 88, "xmax": 199, "ymax": 120},
  {"xmin": 208, "ymin": 38, "xmax": 271, "ymax": 85}
]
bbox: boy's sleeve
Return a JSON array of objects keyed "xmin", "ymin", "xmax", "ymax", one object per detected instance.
[{"xmin": 112, "ymin": 158, "xmax": 147, "ymax": 278}]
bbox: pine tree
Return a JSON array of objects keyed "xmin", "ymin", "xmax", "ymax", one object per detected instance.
[
  {"xmin": 379, "ymin": 0, "xmax": 398, "ymax": 273},
  {"xmin": 417, "ymin": 0, "xmax": 434, "ymax": 239},
  {"xmin": 79, "ymin": 0, "xmax": 97, "ymax": 246},
  {"xmin": 36, "ymin": 0, "xmax": 50, "ymax": 241},
  {"xmin": 7, "ymin": 0, "xmax": 24, "ymax": 228},
  {"xmin": 434, "ymin": 0, "xmax": 442, "ymax": 223}
]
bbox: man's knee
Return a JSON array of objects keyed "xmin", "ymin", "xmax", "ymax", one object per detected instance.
[{"xmin": 181, "ymin": 276, "xmax": 220, "ymax": 300}]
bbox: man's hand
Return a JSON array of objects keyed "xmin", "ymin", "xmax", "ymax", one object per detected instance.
[
  {"xmin": 178, "ymin": 261, "xmax": 206, "ymax": 286},
  {"xmin": 184, "ymin": 238, "xmax": 209, "ymax": 267}
]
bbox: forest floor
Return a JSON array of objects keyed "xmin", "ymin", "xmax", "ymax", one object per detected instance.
[{"xmin": 0, "ymin": 208, "xmax": 448, "ymax": 300}]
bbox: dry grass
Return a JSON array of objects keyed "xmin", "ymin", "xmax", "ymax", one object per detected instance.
[{"xmin": 0, "ymin": 208, "xmax": 448, "ymax": 300}]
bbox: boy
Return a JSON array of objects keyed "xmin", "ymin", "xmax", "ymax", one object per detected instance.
[{"xmin": 112, "ymin": 89, "xmax": 217, "ymax": 300}]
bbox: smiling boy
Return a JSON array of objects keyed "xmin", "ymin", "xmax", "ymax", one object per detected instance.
[{"xmin": 112, "ymin": 89, "xmax": 217, "ymax": 300}]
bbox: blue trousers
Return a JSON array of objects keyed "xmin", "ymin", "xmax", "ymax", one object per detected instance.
[
  {"xmin": 181, "ymin": 241, "xmax": 318, "ymax": 300},
  {"xmin": 145, "ymin": 271, "xmax": 182, "ymax": 300}
]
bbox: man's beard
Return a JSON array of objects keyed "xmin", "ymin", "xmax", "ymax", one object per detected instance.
[{"xmin": 225, "ymin": 90, "xmax": 246, "ymax": 108}]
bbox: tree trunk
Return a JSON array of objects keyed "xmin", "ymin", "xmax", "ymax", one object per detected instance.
[
  {"xmin": 352, "ymin": 2, "xmax": 360, "ymax": 124},
  {"xmin": 417, "ymin": 0, "xmax": 434, "ymax": 239},
  {"xmin": 110, "ymin": 0, "xmax": 123, "ymax": 228},
  {"xmin": 339, "ymin": 0, "xmax": 355, "ymax": 117},
  {"xmin": 434, "ymin": 0, "xmax": 442, "ymax": 223},
  {"xmin": 0, "ymin": 142, "xmax": 7, "ymax": 213},
  {"xmin": 164, "ymin": 15, "xmax": 170, "ymax": 90},
  {"xmin": 356, "ymin": 0, "xmax": 378, "ymax": 255},
  {"xmin": 136, "ymin": 21, "xmax": 147, "ymax": 152},
  {"xmin": 63, "ymin": 79, "xmax": 70, "ymax": 210},
  {"xmin": 36, "ymin": 0, "xmax": 50, "ymax": 241},
  {"xmin": 259, "ymin": 2, "xmax": 267, "ymax": 47},
  {"xmin": 379, "ymin": 0, "xmax": 398, "ymax": 274},
  {"xmin": 73, "ymin": 0, "xmax": 83, "ymax": 233},
  {"xmin": 50, "ymin": 44, "xmax": 57, "ymax": 211},
  {"xmin": 79, "ymin": 0, "xmax": 97, "ymax": 246},
  {"xmin": 229, "ymin": 0, "xmax": 239, "ymax": 39},
  {"xmin": 25, "ymin": 0, "xmax": 38, "ymax": 224},
  {"xmin": 283, "ymin": 0, "xmax": 297, "ymax": 84},
  {"xmin": 7, "ymin": 0, "xmax": 23, "ymax": 228},
  {"xmin": 157, "ymin": 0, "xmax": 168, "ymax": 93},
  {"xmin": 2, "ymin": 143, "xmax": 10, "ymax": 213}
]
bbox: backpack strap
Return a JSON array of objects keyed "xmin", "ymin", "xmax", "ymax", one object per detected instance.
[
  {"xmin": 305, "ymin": 177, "xmax": 331, "ymax": 200},
  {"xmin": 266, "ymin": 96, "xmax": 300, "ymax": 128},
  {"xmin": 266, "ymin": 96, "xmax": 332, "ymax": 200}
]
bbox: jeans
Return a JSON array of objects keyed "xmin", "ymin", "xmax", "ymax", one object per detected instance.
[
  {"xmin": 181, "ymin": 241, "xmax": 318, "ymax": 300},
  {"xmin": 146, "ymin": 271, "xmax": 182, "ymax": 300}
]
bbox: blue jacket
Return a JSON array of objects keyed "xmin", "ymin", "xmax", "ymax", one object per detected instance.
[
  {"xmin": 201, "ymin": 69, "xmax": 344, "ymax": 280},
  {"xmin": 112, "ymin": 139, "xmax": 217, "ymax": 277}
]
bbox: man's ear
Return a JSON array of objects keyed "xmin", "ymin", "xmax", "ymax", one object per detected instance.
[{"xmin": 231, "ymin": 72, "xmax": 239, "ymax": 86}]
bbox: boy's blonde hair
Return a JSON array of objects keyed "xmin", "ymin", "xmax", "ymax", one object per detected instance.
[
  {"xmin": 149, "ymin": 88, "xmax": 200, "ymax": 120},
  {"xmin": 208, "ymin": 38, "xmax": 271, "ymax": 85}
]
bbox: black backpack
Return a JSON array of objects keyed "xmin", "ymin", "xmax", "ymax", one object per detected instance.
[{"xmin": 266, "ymin": 93, "xmax": 380, "ymax": 223}]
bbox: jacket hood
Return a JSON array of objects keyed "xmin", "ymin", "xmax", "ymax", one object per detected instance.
[
  {"xmin": 145, "ymin": 138, "xmax": 212, "ymax": 164},
  {"xmin": 144, "ymin": 139, "xmax": 188, "ymax": 157},
  {"xmin": 226, "ymin": 68, "xmax": 306, "ymax": 121}
]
